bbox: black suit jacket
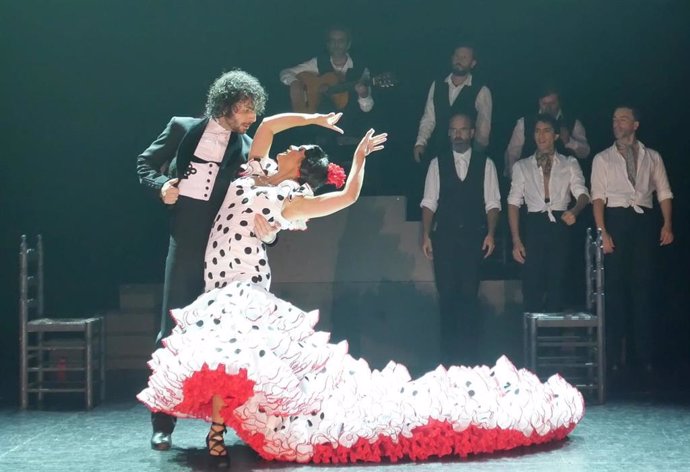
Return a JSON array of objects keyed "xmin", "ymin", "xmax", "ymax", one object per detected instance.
[{"xmin": 136, "ymin": 116, "xmax": 253, "ymax": 197}]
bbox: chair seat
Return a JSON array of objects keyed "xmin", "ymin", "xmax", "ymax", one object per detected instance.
[
  {"xmin": 27, "ymin": 317, "xmax": 101, "ymax": 332},
  {"xmin": 526, "ymin": 312, "xmax": 599, "ymax": 328}
]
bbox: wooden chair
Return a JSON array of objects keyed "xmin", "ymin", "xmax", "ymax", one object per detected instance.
[
  {"xmin": 523, "ymin": 228, "xmax": 606, "ymax": 404},
  {"xmin": 19, "ymin": 235, "xmax": 106, "ymax": 409}
]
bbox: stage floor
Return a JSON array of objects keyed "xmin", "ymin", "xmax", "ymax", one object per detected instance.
[{"xmin": 2, "ymin": 396, "xmax": 689, "ymax": 472}]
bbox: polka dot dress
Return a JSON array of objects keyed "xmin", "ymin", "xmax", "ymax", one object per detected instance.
[
  {"xmin": 204, "ymin": 176, "xmax": 310, "ymax": 292},
  {"xmin": 138, "ymin": 170, "xmax": 585, "ymax": 464}
]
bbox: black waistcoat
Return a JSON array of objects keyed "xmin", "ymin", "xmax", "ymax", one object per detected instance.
[{"xmin": 434, "ymin": 145, "xmax": 487, "ymax": 234}]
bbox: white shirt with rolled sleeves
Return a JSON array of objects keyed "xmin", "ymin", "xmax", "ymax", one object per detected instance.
[
  {"xmin": 420, "ymin": 149, "xmax": 501, "ymax": 214},
  {"xmin": 279, "ymin": 56, "xmax": 374, "ymax": 112},
  {"xmin": 590, "ymin": 141, "xmax": 673, "ymax": 213},
  {"xmin": 508, "ymin": 152, "xmax": 589, "ymax": 222},
  {"xmin": 415, "ymin": 73, "xmax": 493, "ymax": 150},
  {"xmin": 504, "ymin": 113, "xmax": 590, "ymax": 177}
]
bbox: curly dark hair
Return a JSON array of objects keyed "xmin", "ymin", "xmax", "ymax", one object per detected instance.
[
  {"xmin": 297, "ymin": 145, "xmax": 330, "ymax": 190},
  {"xmin": 534, "ymin": 113, "xmax": 559, "ymax": 133},
  {"xmin": 204, "ymin": 69, "xmax": 268, "ymax": 118}
]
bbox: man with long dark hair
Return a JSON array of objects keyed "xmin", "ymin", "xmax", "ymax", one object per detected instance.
[{"xmin": 137, "ymin": 69, "xmax": 276, "ymax": 450}]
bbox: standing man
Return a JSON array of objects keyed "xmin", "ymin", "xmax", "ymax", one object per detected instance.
[
  {"xmin": 414, "ymin": 42, "xmax": 492, "ymax": 163},
  {"xmin": 505, "ymin": 85, "xmax": 590, "ymax": 177},
  {"xmin": 590, "ymin": 106, "xmax": 673, "ymax": 374},
  {"xmin": 508, "ymin": 114, "xmax": 590, "ymax": 313},
  {"xmin": 137, "ymin": 70, "xmax": 275, "ymax": 450},
  {"xmin": 421, "ymin": 112, "xmax": 501, "ymax": 365}
]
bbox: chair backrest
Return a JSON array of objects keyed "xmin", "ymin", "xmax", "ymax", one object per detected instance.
[
  {"xmin": 584, "ymin": 228, "xmax": 605, "ymax": 318},
  {"xmin": 19, "ymin": 234, "xmax": 45, "ymax": 327}
]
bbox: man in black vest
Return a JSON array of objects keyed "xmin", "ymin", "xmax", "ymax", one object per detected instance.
[
  {"xmin": 420, "ymin": 113, "xmax": 501, "ymax": 365},
  {"xmin": 137, "ymin": 70, "xmax": 277, "ymax": 450},
  {"xmin": 414, "ymin": 43, "xmax": 492, "ymax": 164},
  {"xmin": 505, "ymin": 86, "xmax": 590, "ymax": 178},
  {"xmin": 279, "ymin": 25, "xmax": 374, "ymax": 165}
]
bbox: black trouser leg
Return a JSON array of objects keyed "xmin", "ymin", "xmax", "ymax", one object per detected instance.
[
  {"xmin": 628, "ymin": 212, "xmax": 658, "ymax": 366},
  {"xmin": 544, "ymin": 215, "xmax": 568, "ymax": 312},
  {"xmin": 522, "ymin": 212, "xmax": 568, "ymax": 312},
  {"xmin": 432, "ymin": 229, "xmax": 483, "ymax": 365},
  {"xmin": 604, "ymin": 208, "xmax": 658, "ymax": 368},
  {"xmin": 157, "ymin": 236, "xmax": 205, "ymax": 345},
  {"xmin": 522, "ymin": 214, "xmax": 548, "ymax": 312},
  {"xmin": 153, "ymin": 235, "xmax": 206, "ymax": 434}
]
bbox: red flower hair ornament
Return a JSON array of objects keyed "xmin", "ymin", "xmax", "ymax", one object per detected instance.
[{"xmin": 326, "ymin": 163, "xmax": 346, "ymax": 189}]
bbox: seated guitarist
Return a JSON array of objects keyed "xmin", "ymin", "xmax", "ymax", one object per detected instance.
[
  {"xmin": 279, "ymin": 25, "xmax": 375, "ymax": 168},
  {"xmin": 279, "ymin": 25, "xmax": 374, "ymax": 116}
]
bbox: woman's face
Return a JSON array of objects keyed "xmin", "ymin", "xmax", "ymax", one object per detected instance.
[{"xmin": 276, "ymin": 145, "xmax": 307, "ymax": 179}]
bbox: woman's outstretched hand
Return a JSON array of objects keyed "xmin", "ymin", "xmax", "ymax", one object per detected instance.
[
  {"xmin": 313, "ymin": 112, "xmax": 344, "ymax": 134},
  {"xmin": 355, "ymin": 129, "xmax": 388, "ymax": 159}
]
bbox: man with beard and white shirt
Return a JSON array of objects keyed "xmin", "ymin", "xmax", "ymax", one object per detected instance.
[
  {"xmin": 413, "ymin": 42, "xmax": 493, "ymax": 164},
  {"xmin": 420, "ymin": 112, "xmax": 501, "ymax": 365},
  {"xmin": 508, "ymin": 114, "xmax": 589, "ymax": 313},
  {"xmin": 505, "ymin": 86, "xmax": 590, "ymax": 178},
  {"xmin": 590, "ymin": 106, "xmax": 673, "ymax": 376}
]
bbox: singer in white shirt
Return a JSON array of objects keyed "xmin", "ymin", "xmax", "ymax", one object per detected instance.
[
  {"xmin": 507, "ymin": 114, "xmax": 589, "ymax": 312},
  {"xmin": 590, "ymin": 105, "xmax": 673, "ymax": 372}
]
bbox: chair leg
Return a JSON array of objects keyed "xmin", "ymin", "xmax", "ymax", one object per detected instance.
[
  {"xmin": 20, "ymin": 334, "xmax": 28, "ymax": 410},
  {"xmin": 86, "ymin": 324, "xmax": 93, "ymax": 410},
  {"xmin": 99, "ymin": 318, "xmax": 106, "ymax": 403},
  {"xmin": 37, "ymin": 332, "xmax": 44, "ymax": 405}
]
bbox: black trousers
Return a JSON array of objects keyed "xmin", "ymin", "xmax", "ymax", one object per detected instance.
[
  {"xmin": 604, "ymin": 207, "xmax": 658, "ymax": 367},
  {"xmin": 522, "ymin": 212, "xmax": 569, "ymax": 313},
  {"xmin": 152, "ymin": 198, "xmax": 217, "ymax": 432},
  {"xmin": 431, "ymin": 227, "xmax": 485, "ymax": 365},
  {"xmin": 157, "ymin": 198, "xmax": 216, "ymax": 346}
]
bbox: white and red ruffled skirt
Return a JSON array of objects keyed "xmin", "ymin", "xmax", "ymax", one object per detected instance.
[{"xmin": 138, "ymin": 281, "xmax": 584, "ymax": 463}]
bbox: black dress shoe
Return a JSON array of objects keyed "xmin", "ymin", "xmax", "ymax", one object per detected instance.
[{"xmin": 151, "ymin": 431, "xmax": 172, "ymax": 451}]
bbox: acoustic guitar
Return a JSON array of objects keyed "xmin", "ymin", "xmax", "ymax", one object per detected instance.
[{"xmin": 290, "ymin": 71, "xmax": 397, "ymax": 113}]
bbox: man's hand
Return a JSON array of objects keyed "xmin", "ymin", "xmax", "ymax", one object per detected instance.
[
  {"xmin": 354, "ymin": 82, "xmax": 369, "ymax": 98},
  {"xmin": 422, "ymin": 234, "xmax": 433, "ymax": 260},
  {"xmin": 413, "ymin": 144, "xmax": 426, "ymax": 163},
  {"xmin": 561, "ymin": 210, "xmax": 577, "ymax": 226},
  {"xmin": 160, "ymin": 178, "xmax": 180, "ymax": 205},
  {"xmin": 254, "ymin": 214, "xmax": 280, "ymax": 244},
  {"xmin": 482, "ymin": 234, "xmax": 495, "ymax": 259},
  {"xmin": 660, "ymin": 224, "xmax": 674, "ymax": 246},
  {"xmin": 512, "ymin": 241, "xmax": 526, "ymax": 264},
  {"xmin": 602, "ymin": 231, "xmax": 615, "ymax": 254}
]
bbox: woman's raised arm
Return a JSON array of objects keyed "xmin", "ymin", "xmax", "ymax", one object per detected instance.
[
  {"xmin": 249, "ymin": 112, "xmax": 343, "ymax": 160},
  {"xmin": 282, "ymin": 129, "xmax": 387, "ymax": 221}
]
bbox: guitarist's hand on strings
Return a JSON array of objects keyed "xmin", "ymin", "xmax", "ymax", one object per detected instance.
[
  {"xmin": 354, "ymin": 82, "xmax": 370, "ymax": 98},
  {"xmin": 312, "ymin": 112, "xmax": 344, "ymax": 134}
]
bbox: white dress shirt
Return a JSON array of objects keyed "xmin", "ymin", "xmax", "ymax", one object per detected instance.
[
  {"xmin": 415, "ymin": 73, "xmax": 493, "ymax": 149},
  {"xmin": 279, "ymin": 56, "xmax": 374, "ymax": 112},
  {"xmin": 178, "ymin": 118, "xmax": 230, "ymax": 201},
  {"xmin": 508, "ymin": 152, "xmax": 589, "ymax": 222},
  {"xmin": 590, "ymin": 141, "xmax": 673, "ymax": 213},
  {"xmin": 420, "ymin": 149, "xmax": 501, "ymax": 213},
  {"xmin": 504, "ymin": 113, "xmax": 590, "ymax": 177}
]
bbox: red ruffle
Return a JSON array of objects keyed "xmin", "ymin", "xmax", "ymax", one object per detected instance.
[
  {"xmin": 310, "ymin": 421, "xmax": 576, "ymax": 464},
  {"xmin": 168, "ymin": 368, "xmax": 577, "ymax": 463},
  {"xmin": 174, "ymin": 365, "xmax": 255, "ymax": 420}
]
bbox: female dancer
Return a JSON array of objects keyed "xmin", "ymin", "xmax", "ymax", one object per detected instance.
[{"xmin": 138, "ymin": 113, "xmax": 583, "ymax": 464}]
